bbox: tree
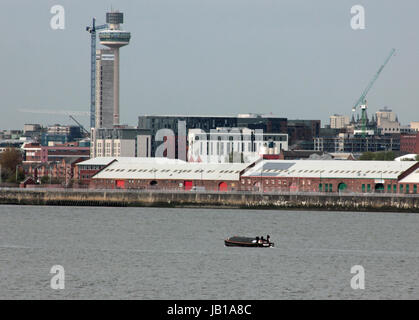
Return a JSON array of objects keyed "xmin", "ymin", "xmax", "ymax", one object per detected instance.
[
  {"xmin": 359, "ymin": 151, "xmax": 395, "ymax": 161},
  {"xmin": 377, "ymin": 151, "xmax": 395, "ymax": 161},
  {"xmin": 0, "ymin": 148, "xmax": 22, "ymax": 182},
  {"xmin": 359, "ymin": 152, "xmax": 374, "ymax": 160},
  {"xmin": 40, "ymin": 176, "xmax": 50, "ymax": 184},
  {"xmin": 16, "ymin": 168, "xmax": 25, "ymax": 182}
]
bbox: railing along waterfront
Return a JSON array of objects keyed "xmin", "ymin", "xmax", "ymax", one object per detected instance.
[{"xmin": 1, "ymin": 187, "xmax": 419, "ymax": 198}]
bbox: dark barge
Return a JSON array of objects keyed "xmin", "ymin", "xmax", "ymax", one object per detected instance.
[{"xmin": 224, "ymin": 236, "xmax": 274, "ymax": 248}]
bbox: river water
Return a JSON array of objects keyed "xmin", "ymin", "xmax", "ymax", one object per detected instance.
[{"xmin": 0, "ymin": 205, "xmax": 418, "ymax": 299}]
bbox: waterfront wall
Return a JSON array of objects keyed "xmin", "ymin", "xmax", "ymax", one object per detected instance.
[{"xmin": 1, "ymin": 188, "xmax": 419, "ymax": 212}]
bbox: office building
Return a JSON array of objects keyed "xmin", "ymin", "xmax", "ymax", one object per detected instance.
[
  {"xmin": 138, "ymin": 114, "xmax": 288, "ymax": 158},
  {"xmin": 90, "ymin": 127, "xmax": 151, "ymax": 158},
  {"xmin": 330, "ymin": 114, "xmax": 350, "ymax": 129}
]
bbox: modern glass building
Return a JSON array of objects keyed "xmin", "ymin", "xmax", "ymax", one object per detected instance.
[{"xmin": 138, "ymin": 114, "xmax": 288, "ymax": 157}]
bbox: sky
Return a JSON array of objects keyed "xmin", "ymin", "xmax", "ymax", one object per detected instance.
[{"xmin": 0, "ymin": 0, "xmax": 418, "ymax": 130}]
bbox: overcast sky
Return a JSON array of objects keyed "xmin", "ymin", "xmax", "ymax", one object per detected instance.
[{"xmin": 0, "ymin": 0, "xmax": 418, "ymax": 130}]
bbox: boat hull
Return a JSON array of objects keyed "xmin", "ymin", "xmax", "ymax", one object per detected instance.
[{"xmin": 224, "ymin": 237, "xmax": 274, "ymax": 248}]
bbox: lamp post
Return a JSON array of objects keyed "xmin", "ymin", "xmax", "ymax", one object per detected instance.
[
  {"xmin": 15, "ymin": 164, "xmax": 20, "ymax": 183},
  {"xmin": 381, "ymin": 171, "xmax": 383, "ymax": 194},
  {"xmin": 153, "ymin": 168, "xmax": 157, "ymax": 189},
  {"xmin": 320, "ymin": 171, "xmax": 322, "ymax": 193}
]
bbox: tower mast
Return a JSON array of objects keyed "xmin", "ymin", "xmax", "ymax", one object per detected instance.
[{"xmin": 98, "ymin": 11, "xmax": 131, "ymax": 126}]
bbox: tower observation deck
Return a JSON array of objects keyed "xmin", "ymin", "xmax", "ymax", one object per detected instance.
[{"xmin": 99, "ymin": 11, "xmax": 131, "ymax": 126}]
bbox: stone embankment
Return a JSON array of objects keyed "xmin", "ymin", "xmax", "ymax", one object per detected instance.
[{"xmin": 1, "ymin": 188, "xmax": 419, "ymax": 213}]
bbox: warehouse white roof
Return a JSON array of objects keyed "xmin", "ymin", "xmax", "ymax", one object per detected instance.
[
  {"xmin": 242, "ymin": 160, "xmax": 417, "ymax": 180},
  {"xmin": 92, "ymin": 159, "xmax": 248, "ymax": 181},
  {"xmin": 77, "ymin": 157, "xmax": 186, "ymax": 166},
  {"xmin": 395, "ymin": 154, "xmax": 418, "ymax": 161},
  {"xmin": 77, "ymin": 157, "xmax": 117, "ymax": 166},
  {"xmin": 399, "ymin": 168, "xmax": 419, "ymax": 183}
]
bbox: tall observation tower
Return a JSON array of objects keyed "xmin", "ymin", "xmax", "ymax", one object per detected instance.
[{"xmin": 99, "ymin": 11, "xmax": 131, "ymax": 126}]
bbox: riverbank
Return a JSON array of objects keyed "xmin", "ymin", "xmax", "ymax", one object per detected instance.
[{"xmin": 1, "ymin": 188, "xmax": 419, "ymax": 212}]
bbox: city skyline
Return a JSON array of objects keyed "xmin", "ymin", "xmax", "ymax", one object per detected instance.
[{"xmin": 1, "ymin": 0, "xmax": 419, "ymax": 130}]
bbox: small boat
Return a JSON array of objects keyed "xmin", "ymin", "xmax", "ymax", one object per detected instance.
[{"xmin": 224, "ymin": 236, "xmax": 274, "ymax": 248}]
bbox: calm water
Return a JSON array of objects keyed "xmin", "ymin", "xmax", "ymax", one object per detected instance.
[{"xmin": 0, "ymin": 205, "xmax": 418, "ymax": 299}]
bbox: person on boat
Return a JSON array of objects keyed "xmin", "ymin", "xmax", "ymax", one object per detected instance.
[
  {"xmin": 267, "ymin": 235, "xmax": 270, "ymax": 243},
  {"xmin": 260, "ymin": 236, "xmax": 264, "ymax": 243}
]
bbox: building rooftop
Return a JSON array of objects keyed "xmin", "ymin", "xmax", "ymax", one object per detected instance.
[
  {"xmin": 139, "ymin": 114, "xmax": 286, "ymax": 119},
  {"xmin": 77, "ymin": 157, "xmax": 186, "ymax": 167},
  {"xmin": 242, "ymin": 160, "xmax": 417, "ymax": 180},
  {"xmin": 399, "ymin": 168, "xmax": 419, "ymax": 183},
  {"xmin": 395, "ymin": 154, "xmax": 418, "ymax": 162},
  {"xmin": 92, "ymin": 159, "xmax": 248, "ymax": 181}
]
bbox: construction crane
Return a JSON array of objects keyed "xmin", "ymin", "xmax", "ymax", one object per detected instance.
[
  {"xmin": 86, "ymin": 18, "xmax": 108, "ymax": 129},
  {"xmin": 352, "ymin": 48, "xmax": 396, "ymax": 137},
  {"xmin": 69, "ymin": 115, "xmax": 90, "ymax": 137}
]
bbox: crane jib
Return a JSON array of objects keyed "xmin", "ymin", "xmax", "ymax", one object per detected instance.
[{"xmin": 352, "ymin": 48, "xmax": 396, "ymax": 110}]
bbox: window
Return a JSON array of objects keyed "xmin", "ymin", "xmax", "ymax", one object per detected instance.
[
  {"xmin": 406, "ymin": 184, "xmax": 410, "ymax": 194},
  {"xmin": 414, "ymin": 185, "xmax": 417, "ymax": 194},
  {"xmin": 319, "ymin": 183, "xmax": 323, "ymax": 192},
  {"xmin": 362, "ymin": 184, "xmax": 365, "ymax": 192},
  {"xmin": 367, "ymin": 184, "xmax": 371, "ymax": 192},
  {"xmin": 387, "ymin": 185, "xmax": 391, "ymax": 193},
  {"xmin": 400, "ymin": 185, "xmax": 403, "ymax": 193}
]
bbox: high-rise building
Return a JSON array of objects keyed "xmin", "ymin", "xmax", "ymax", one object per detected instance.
[
  {"xmin": 95, "ymin": 49, "xmax": 114, "ymax": 128},
  {"xmin": 98, "ymin": 11, "xmax": 131, "ymax": 126}
]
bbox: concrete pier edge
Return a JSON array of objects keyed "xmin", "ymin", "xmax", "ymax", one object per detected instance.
[{"xmin": 1, "ymin": 189, "xmax": 419, "ymax": 213}]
